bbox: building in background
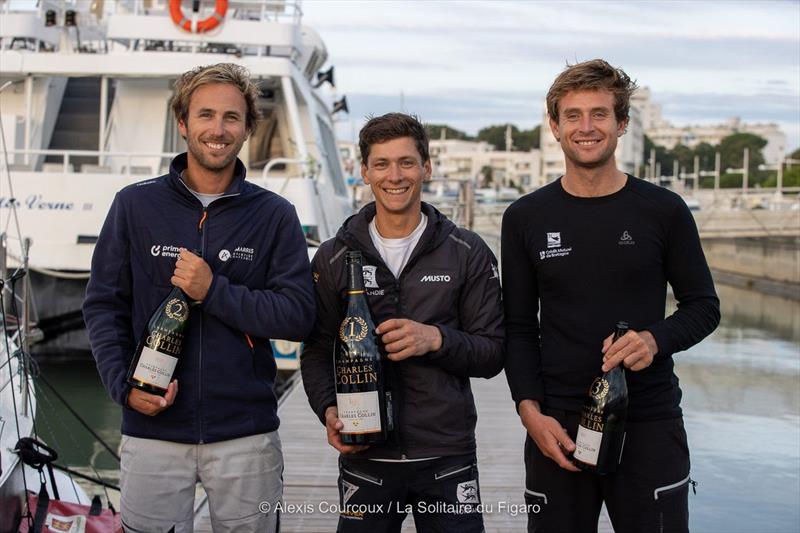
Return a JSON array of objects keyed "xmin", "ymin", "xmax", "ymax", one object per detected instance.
[
  {"xmin": 631, "ymin": 88, "xmax": 787, "ymax": 165},
  {"xmin": 430, "ymin": 137, "xmax": 541, "ymax": 189}
]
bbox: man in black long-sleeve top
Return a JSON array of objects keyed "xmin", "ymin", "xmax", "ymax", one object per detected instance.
[{"xmin": 502, "ymin": 59, "xmax": 720, "ymax": 533}]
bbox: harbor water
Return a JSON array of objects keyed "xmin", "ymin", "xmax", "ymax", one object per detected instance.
[{"xmin": 34, "ymin": 280, "xmax": 799, "ymax": 532}]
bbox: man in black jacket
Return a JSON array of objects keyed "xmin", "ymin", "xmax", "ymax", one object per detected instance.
[
  {"xmin": 301, "ymin": 113, "xmax": 504, "ymax": 532},
  {"xmin": 502, "ymin": 59, "xmax": 720, "ymax": 532}
]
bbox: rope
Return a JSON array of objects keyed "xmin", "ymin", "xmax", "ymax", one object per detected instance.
[{"xmin": 37, "ymin": 372, "xmax": 121, "ymax": 462}]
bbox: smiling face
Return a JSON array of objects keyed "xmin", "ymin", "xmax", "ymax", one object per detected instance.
[
  {"xmin": 178, "ymin": 83, "xmax": 249, "ymax": 175},
  {"xmin": 549, "ymin": 89, "xmax": 627, "ymax": 172},
  {"xmin": 361, "ymin": 136, "xmax": 431, "ymax": 220}
]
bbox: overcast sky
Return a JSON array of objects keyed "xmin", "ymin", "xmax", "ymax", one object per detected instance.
[{"xmin": 304, "ymin": 0, "xmax": 800, "ymax": 151}]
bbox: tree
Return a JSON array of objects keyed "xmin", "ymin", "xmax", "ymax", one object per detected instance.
[
  {"xmin": 425, "ymin": 124, "xmax": 473, "ymax": 141},
  {"xmin": 477, "ymin": 124, "xmax": 516, "ymax": 151},
  {"xmin": 670, "ymin": 144, "xmax": 694, "ymax": 172},
  {"xmin": 641, "ymin": 134, "xmax": 674, "ymax": 177},
  {"xmin": 476, "ymin": 124, "xmax": 540, "ymax": 152},
  {"xmin": 694, "ymin": 142, "xmax": 717, "ymax": 170},
  {"xmin": 479, "ymin": 165, "xmax": 494, "ymax": 187},
  {"xmin": 719, "ymin": 133, "xmax": 767, "ymax": 178}
]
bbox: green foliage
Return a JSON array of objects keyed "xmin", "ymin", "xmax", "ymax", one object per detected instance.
[
  {"xmin": 789, "ymin": 147, "xmax": 800, "ymax": 160},
  {"xmin": 426, "ymin": 124, "xmax": 473, "ymax": 141},
  {"xmin": 719, "ymin": 133, "xmax": 766, "ymax": 175},
  {"xmin": 480, "ymin": 165, "xmax": 494, "ymax": 186},
  {"xmin": 477, "ymin": 124, "xmax": 540, "ymax": 151},
  {"xmin": 643, "ymin": 133, "xmax": 770, "ymax": 186},
  {"xmin": 763, "ymin": 166, "xmax": 800, "ymax": 188},
  {"xmin": 694, "ymin": 142, "xmax": 717, "ymax": 170},
  {"xmin": 671, "ymin": 144, "xmax": 694, "ymax": 170}
]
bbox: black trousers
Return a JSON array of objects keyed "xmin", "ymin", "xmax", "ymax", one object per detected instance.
[
  {"xmin": 336, "ymin": 453, "xmax": 484, "ymax": 533},
  {"xmin": 525, "ymin": 409, "xmax": 692, "ymax": 533}
]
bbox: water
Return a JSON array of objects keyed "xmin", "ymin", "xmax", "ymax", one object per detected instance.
[
  {"xmin": 31, "ymin": 281, "xmax": 800, "ymax": 532},
  {"xmin": 674, "ymin": 284, "xmax": 800, "ymax": 533}
]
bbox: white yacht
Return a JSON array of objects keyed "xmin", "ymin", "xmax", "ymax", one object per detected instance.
[{"xmin": 0, "ymin": 0, "xmax": 353, "ymax": 368}]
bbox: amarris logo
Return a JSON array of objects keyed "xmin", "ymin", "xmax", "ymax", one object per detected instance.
[
  {"xmin": 420, "ymin": 274, "xmax": 451, "ymax": 282},
  {"xmin": 218, "ymin": 249, "xmax": 231, "ymax": 262}
]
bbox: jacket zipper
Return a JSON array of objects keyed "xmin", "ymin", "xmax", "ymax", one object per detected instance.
[{"xmin": 197, "ymin": 207, "xmax": 208, "ymax": 443}]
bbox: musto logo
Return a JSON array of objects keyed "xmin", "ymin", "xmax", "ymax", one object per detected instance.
[{"xmin": 420, "ymin": 274, "xmax": 451, "ymax": 282}]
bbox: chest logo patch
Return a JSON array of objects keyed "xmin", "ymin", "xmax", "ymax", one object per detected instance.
[
  {"xmin": 618, "ymin": 231, "xmax": 635, "ymax": 246},
  {"xmin": 219, "ymin": 249, "xmax": 231, "ymax": 262},
  {"xmin": 362, "ymin": 265, "xmax": 379, "ymax": 288},
  {"xmin": 539, "ymin": 232, "xmax": 572, "ymax": 261}
]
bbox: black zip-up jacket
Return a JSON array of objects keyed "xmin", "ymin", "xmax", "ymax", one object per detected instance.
[
  {"xmin": 301, "ymin": 202, "xmax": 504, "ymax": 459},
  {"xmin": 83, "ymin": 154, "xmax": 315, "ymax": 443}
]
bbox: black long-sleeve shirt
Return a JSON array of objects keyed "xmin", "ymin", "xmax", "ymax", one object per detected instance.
[{"xmin": 502, "ymin": 176, "xmax": 720, "ymax": 421}]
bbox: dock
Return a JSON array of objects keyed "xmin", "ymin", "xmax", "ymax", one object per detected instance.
[{"xmin": 193, "ymin": 372, "xmax": 613, "ymax": 532}]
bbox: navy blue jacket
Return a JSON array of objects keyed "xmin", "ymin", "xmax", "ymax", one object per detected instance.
[{"xmin": 83, "ymin": 154, "xmax": 315, "ymax": 443}]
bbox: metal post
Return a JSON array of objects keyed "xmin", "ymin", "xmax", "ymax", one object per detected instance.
[
  {"xmin": 693, "ymin": 155, "xmax": 699, "ymax": 192},
  {"xmin": 99, "ymin": 76, "xmax": 108, "ymax": 156},
  {"xmin": 20, "ymin": 237, "xmax": 31, "ymax": 417},
  {"xmin": 672, "ymin": 160, "xmax": 679, "ymax": 185},
  {"xmin": 649, "ymin": 148, "xmax": 656, "ymax": 183},
  {"xmin": 777, "ymin": 159, "xmax": 783, "ymax": 196},
  {"xmin": 714, "ymin": 152, "xmax": 721, "ymax": 193},
  {"xmin": 24, "ymin": 75, "xmax": 33, "ymax": 166},
  {"xmin": 742, "ymin": 147, "xmax": 749, "ymax": 194},
  {"xmin": 459, "ymin": 180, "xmax": 474, "ymax": 230},
  {"xmin": 0, "ymin": 233, "xmax": 7, "ymax": 317}
]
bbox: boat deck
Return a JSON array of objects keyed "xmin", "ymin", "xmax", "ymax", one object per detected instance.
[{"xmin": 196, "ymin": 372, "xmax": 613, "ymax": 532}]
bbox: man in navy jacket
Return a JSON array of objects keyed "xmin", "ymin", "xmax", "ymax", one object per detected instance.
[{"xmin": 83, "ymin": 63, "xmax": 314, "ymax": 533}]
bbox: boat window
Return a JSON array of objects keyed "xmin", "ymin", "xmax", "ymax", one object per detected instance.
[
  {"xmin": 316, "ymin": 117, "xmax": 347, "ymax": 197},
  {"xmin": 249, "ymin": 108, "xmax": 285, "ymax": 170},
  {"xmin": 163, "ymin": 108, "xmax": 186, "ymax": 156}
]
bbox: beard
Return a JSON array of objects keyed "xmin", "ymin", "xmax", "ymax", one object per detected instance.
[{"xmin": 186, "ymin": 134, "xmax": 245, "ymax": 171}]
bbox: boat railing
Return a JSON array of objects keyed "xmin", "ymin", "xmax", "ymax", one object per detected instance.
[
  {"xmin": 2, "ymin": 148, "xmax": 178, "ymax": 177},
  {"xmin": 259, "ymin": 157, "xmax": 318, "ymax": 194},
  {"xmin": 24, "ymin": 0, "xmax": 303, "ymax": 23},
  {"xmin": 3, "ymin": 0, "xmax": 304, "ymax": 55}
]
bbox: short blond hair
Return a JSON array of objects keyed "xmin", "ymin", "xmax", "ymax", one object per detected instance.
[{"xmin": 171, "ymin": 63, "xmax": 261, "ymax": 132}]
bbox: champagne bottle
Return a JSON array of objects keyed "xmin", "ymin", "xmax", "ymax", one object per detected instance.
[
  {"xmin": 573, "ymin": 321, "xmax": 630, "ymax": 474},
  {"xmin": 334, "ymin": 251, "xmax": 388, "ymax": 445},
  {"xmin": 126, "ymin": 286, "xmax": 190, "ymax": 396}
]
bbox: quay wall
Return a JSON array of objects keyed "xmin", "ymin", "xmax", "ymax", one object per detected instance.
[{"xmin": 701, "ymin": 236, "xmax": 799, "ymax": 300}]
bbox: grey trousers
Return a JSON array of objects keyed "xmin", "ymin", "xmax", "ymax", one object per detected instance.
[{"xmin": 120, "ymin": 432, "xmax": 283, "ymax": 533}]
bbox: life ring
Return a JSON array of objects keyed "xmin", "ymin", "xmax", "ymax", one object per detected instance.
[{"xmin": 169, "ymin": 0, "xmax": 228, "ymax": 33}]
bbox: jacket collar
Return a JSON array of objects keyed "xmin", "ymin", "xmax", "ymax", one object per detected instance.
[
  {"xmin": 337, "ymin": 202, "xmax": 455, "ymax": 267},
  {"xmin": 167, "ymin": 153, "xmax": 248, "ymax": 199}
]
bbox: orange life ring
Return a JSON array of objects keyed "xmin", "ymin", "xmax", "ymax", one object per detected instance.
[{"xmin": 169, "ymin": 0, "xmax": 228, "ymax": 33}]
